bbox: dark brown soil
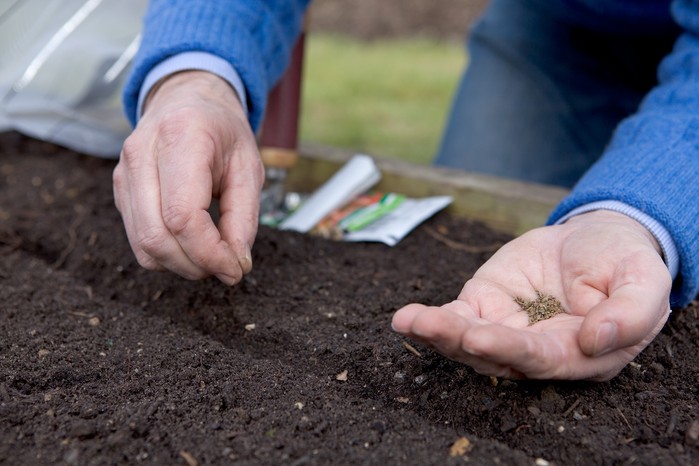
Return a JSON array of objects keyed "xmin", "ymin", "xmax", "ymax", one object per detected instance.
[{"xmin": 1, "ymin": 132, "xmax": 698, "ymax": 465}]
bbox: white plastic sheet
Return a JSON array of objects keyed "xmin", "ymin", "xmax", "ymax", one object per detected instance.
[{"xmin": 0, "ymin": 0, "xmax": 146, "ymax": 157}]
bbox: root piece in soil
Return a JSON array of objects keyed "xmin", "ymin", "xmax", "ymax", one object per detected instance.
[
  {"xmin": 179, "ymin": 450, "xmax": 198, "ymax": 466},
  {"xmin": 402, "ymin": 341, "xmax": 422, "ymax": 358},
  {"xmin": 514, "ymin": 291, "xmax": 564, "ymax": 325},
  {"xmin": 422, "ymin": 226, "xmax": 502, "ymax": 254}
]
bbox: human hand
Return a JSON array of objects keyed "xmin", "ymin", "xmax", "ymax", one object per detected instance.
[
  {"xmin": 392, "ymin": 210, "xmax": 672, "ymax": 381},
  {"xmin": 113, "ymin": 71, "xmax": 264, "ymax": 285}
]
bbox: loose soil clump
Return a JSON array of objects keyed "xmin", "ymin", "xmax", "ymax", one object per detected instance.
[{"xmin": 1, "ymin": 132, "xmax": 698, "ymax": 465}]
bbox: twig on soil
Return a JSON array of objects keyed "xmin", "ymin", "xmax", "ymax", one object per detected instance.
[
  {"xmin": 562, "ymin": 397, "xmax": 582, "ymax": 417},
  {"xmin": 0, "ymin": 228, "xmax": 22, "ymax": 255},
  {"xmin": 402, "ymin": 342, "xmax": 422, "ymax": 358},
  {"xmin": 0, "ymin": 383, "xmax": 9, "ymax": 402},
  {"xmin": 616, "ymin": 407, "xmax": 632, "ymax": 430},
  {"xmin": 423, "ymin": 226, "xmax": 502, "ymax": 254},
  {"xmin": 666, "ymin": 343, "xmax": 674, "ymax": 359},
  {"xmin": 665, "ymin": 413, "xmax": 678, "ymax": 435},
  {"xmin": 52, "ymin": 210, "xmax": 85, "ymax": 269},
  {"xmin": 514, "ymin": 423, "xmax": 531, "ymax": 434},
  {"xmin": 179, "ymin": 450, "xmax": 198, "ymax": 466},
  {"xmin": 88, "ymin": 231, "xmax": 98, "ymax": 246}
]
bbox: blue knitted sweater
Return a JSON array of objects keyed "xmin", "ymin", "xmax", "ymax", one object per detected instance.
[{"xmin": 123, "ymin": 0, "xmax": 699, "ymax": 306}]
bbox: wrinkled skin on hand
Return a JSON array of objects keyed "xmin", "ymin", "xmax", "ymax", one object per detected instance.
[
  {"xmin": 392, "ymin": 210, "xmax": 672, "ymax": 381},
  {"xmin": 113, "ymin": 71, "xmax": 264, "ymax": 285}
]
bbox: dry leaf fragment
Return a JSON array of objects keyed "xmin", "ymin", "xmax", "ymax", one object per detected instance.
[
  {"xmin": 336, "ymin": 370, "xmax": 348, "ymax": 381},
  {"xmin": 449, "ymin": 436, "xmax": 472, "ymax": 457}
]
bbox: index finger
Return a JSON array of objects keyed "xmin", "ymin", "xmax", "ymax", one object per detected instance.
[
  {"xmin": 158, "ymin": 132, "xmax": 244, "ymax": 285},
  {"xmin": 217, "ymin": 138, "xmax": 265, "ymax": 275}
]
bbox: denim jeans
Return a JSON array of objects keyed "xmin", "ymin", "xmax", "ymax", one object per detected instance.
[{"xmin": 434, "ymin": 0, "xmax": 679, "ymax": 187}]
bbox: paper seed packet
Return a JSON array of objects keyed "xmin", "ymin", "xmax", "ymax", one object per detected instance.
[{"xmin": 268, "ymin": 154, "xmax": 452, "ymax": 246}]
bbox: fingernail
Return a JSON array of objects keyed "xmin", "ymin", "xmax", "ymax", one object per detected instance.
[
  {"xmin": 462, "ymin": 344, "xmax": 481, "ymax": 357},
  {"xmin": 390, "ymin": 318, "xmax": 400, "ymax": 332},
  {"xmin": 217, "ymin": 273, "xmax": 240, "ymax": 286},
  {"xmin": 239, "ymin": 245, "xmax": 253, "ymax": 274},
  {"xmin": 593, "ymin": 322, "xmax": 617, "ymax": 356}
]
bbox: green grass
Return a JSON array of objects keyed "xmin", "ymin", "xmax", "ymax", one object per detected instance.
[{"xmin": 299, "ymin": 34, "xmax": 466, "ymax": 165}]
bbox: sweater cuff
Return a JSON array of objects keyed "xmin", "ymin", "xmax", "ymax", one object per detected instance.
[
  {"xmin": 555, "ymin": 200, "xmax": 680, "ymax": 279},
  {"xmin": 136, "ymin": 51, "xmax": 248, "ymax": 121}
]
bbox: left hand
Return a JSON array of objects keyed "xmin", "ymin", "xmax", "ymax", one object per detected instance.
[
  {"xmin": 113, "ymin": 71, "xmax": 264, "ymax": 285},
  {"xmin": 391, "ymin": 210, "xmax": 672, "ymax": 381}
]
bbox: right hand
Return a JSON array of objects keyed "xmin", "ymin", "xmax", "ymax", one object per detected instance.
[
  {"xmin": 392, "ymin": 210, "xmax": 672, "ymax": 381},
  {"xmin": 113, "ymin": 70, "xmax": 264, "ymax": 285}
]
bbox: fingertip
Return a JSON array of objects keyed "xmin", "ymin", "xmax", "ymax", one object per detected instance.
[
  {"xmin": 410, "ymin": 307, "xmax": 449, "ymax": 339},
  {"xmin": 238, "ymin": 245, "xmax": 253, "ymax": 274},
  {"xmin": 578, "ymin": 291, "xmax": 669, "ymax": 357},
  {"xmin": 216, "ymin": 272, "xmax": 241, "ymax": 286},
  {"xmin": 135, "ymin": 252, "xmax": 166, "ymax": 272},
  {"xmin": 391, "ymin": 303, "xmax": 427, "ymax": 333},
  {"xmin": 217, "ymin": 247, "xmax": 246, "ymax": 286},
  {"xmin": 584, "ymin": 321, "xmax": 618, "ymax": 357}
]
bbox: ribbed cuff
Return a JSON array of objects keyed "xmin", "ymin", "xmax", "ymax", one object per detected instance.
[
  {"xmin": 136, "ymin": 51, "xmax": 248, "ymax": 120},
  {"xmin": 556, "ymin": 200, "xmax": 680, "ymax": 279}
]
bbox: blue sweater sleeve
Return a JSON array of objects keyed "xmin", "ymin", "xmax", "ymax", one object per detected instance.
[
  {"xmin": 549, "ymin": 0, "xmax": 699, "ymax": 307},
  {"xmin": 122, "ymin": 0, "xmax": 310, "ymax": 132}
]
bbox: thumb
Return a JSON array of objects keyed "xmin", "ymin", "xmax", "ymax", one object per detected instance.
[{"xmin": 578, "ymin": 280, "xmax": 671, "ymax": 357}]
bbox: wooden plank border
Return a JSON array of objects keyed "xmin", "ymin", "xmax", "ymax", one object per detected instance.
[{"xmin": 288, "ymin": 144, "xmax": 570, "ymax": 236}]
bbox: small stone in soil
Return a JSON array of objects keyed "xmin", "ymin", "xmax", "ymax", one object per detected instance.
[{"xmin": 514, "ymin": 291, "xmax": 564, "ymax": 325}]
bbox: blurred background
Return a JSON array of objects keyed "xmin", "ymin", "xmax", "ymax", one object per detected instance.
[{"xmin": 301, "ymin": 0, "xmax": 489, "ymax": 165}]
